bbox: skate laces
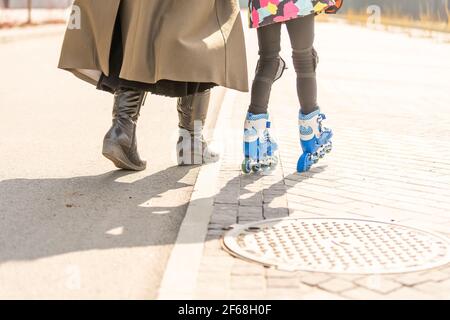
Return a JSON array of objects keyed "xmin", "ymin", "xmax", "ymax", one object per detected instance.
[
  {"xmin": 317, "ymin": 113, "xmax": 326, "ymax": 122},
  {"xmin": 263, "ymin": 130, "xmax": 271, "ymax": 143},
  {"xmin": 317, "ymin": 113, "xmax": 330, "ymax": 133}
]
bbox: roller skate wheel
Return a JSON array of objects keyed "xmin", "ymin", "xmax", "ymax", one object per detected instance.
[
  {"xmin": 262, "ymin": 157, "xmax": 278, "ymax": 173},
  {"xmin": 310, "ymin": 153, "xmax": 320, "ymax": 164},
  {"xmin": 252, "ymin": 164, "xmax": 261, "ymax": 173},
  {"xmin": 241, "ymin": 159, "xmax": 252, "ymax": 174},
  {"xmin": 271, "ymin": 156, "xmax": 279, "ymax": 168},
  {"xmin": 297, "ymin": 153, "xmax": 313, "ymax": 173}
]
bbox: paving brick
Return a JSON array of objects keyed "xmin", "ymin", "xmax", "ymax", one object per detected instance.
[
  {"xmin": 423, "ymin": 270, "xmax": 450, "ymax": 282},
  {"xmin": 394, "ymin": 271, "xmax": 450, "ymax": 286},
  {"xmin": 239, "ymin": 191, "xmax": 263, "ymax": 206},
  {"xmin": 300, "ymin": 273, "xmax": 332, "ymax": 286},
  {"xmin": 196, "ymin": 275, "xmax": 230, "ymax": 291},
  {"xmin": 265, "ymin": 268, "xmax": 301, "ymax": 279},
  {"xmin": 298, "ymin": 288, "xmax": 346, "ymax": 300},
  {"xmin": 263, "ymin": 205, "xmax": 289, "ymax": 219},
  {"xmin": 354, "ymin": 276, "xmax": 403, "ymax": 294},
  {"xmin": 238, "ymin": 206, "xmax": 263, "ymax": 223},
  {"xmin": 266, "ymin": 277, "xmax": 301, "ymax": 289},
  {"xmin": 195, "ymin": 289, "xmax": 231, "ymax": 300},
  {"xmin": 413, "ymin": 281, "xmax": 450, "ymax": 299},
  {"xmin": 286, "ymin": 193, "xmax": 315, "ymax": 204},
  {"xmin": 289, "ymin": 210, "xmax": 325, "ymax": 219},
  {"xmin": 206, "ymin": 229, "xmax": 225, "ymax": 238},
  {"xmin": 318, "ymin": 278, "xmax": 356, "ymax": 293},
  {"xmin": 215, "ymin": 192, "xmax": 239, "ymax": 204},
  {"xmin": 263, "ymin": 195, "xmax": 288, "ymax": 208},
  {"xmin": 341, "ymin": 287, "xmax": 386, "ymax": 300},
  {"xmin": 214, "ymin": 204, "xmax": 238, "ymax": 213},
  {"xmin": 265, "ymin": 287, "xmax": 312, "ymax": 299},
  {"xmin": 230, "ymin": 276, "xmax": 266, "ymax": 290},
  {"xmin": 287, "ymin": 188, "xmax": 351, "ymax": 204},
  {"xmin": 230, "ymin": 290, "xmax": 267, "ymax": 300},
  {"xmin": 263, "ymin": 187, "xmax": 286, "ymax": 195},
  {"xmin": 203, "ymin": 238, "xmax": 222, "ymax": 250},
  {"xmin": 198, "ymin": 262, "xmax": 232, "ymax": 274},
  {"xmin": 210, "ymin": 214, "xmax": 237, "ymax": 226},
  {"xmin": 231, "ymin": 264, "xmax": 265, "ymax": 276},
  {"xmin": 199, "ymin": 256, "xmax": 234, "ymax": 267},
  {"xmin": 383, "ymin": 287, "xmax": 435, "ymax": 300}
]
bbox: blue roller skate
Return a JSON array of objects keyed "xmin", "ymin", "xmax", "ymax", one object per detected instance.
[
  {"xmin": 242, "ymin": 113, "xmax": 279, "ymax": 174},
  {"xmin": 297, "ymin": 109, "xmax": 333, "ymax": 173}
]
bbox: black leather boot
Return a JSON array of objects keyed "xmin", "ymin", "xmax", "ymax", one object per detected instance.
[
  {"xmin": 102, "ymin": 88, "xmax": 147, "ymax": 171},
  {"xmin": 176, "ymin": 90, "xmax": 220, "ymax": 166}
]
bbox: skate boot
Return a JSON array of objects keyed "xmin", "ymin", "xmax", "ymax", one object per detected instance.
[
  {"xmin": 102, "ymin": 88, "xmax": 147, "ymax": 171},
  {"xmin": 176, "ymin": 90, "xmax": 220, "ymax": 165},
  {"xmin": 242, "ymin": 113, "xmax": 279, "ymax": 174},
  {"xmin": 297, "ymin": 109, "xmax": 333, "ymax": 173}
]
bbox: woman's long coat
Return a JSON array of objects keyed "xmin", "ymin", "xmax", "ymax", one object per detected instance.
[{"xmin": 58, "ymin": 0, "xmax": 249, "ymax": 93}]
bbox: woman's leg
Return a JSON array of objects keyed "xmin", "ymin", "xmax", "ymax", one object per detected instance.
[
  {"xmin": 176, "ymin": 90, "xmax": 220, "ymax": 165},
  {"xmin": 248, "ymin": 22, "xmax": 283, "ymax": 115},
  {"xmin": 100, "ymin": 7, "xmax": 147, "ymax": 171},
  {"xmin": 102, "ymin": 88, "xmax": 147, "ymax": 171},
  {"xmin": 286, "ymin": 14, "xmax": 318, "ymax": 115}
]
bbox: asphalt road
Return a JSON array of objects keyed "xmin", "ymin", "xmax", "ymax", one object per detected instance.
[{"xmin": 0, "ymin": 30, "xmax": 201, "ymax": 299}]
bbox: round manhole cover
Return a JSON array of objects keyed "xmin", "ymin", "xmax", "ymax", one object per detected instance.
[{"xmin": 221, "ymin": 218, "xmax": 450, "ymax": 274}]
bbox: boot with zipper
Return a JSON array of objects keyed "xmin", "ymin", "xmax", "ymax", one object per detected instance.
[
  {"xmin": 102, "ymin": 88, "xmax": 147, "ymax": 171},
  {"xmin": 176, "ymin": 90, "xmax": 220, "ymax": 165}
]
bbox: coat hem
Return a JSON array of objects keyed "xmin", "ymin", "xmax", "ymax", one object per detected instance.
[{"xmin": 59, "ymin": 66, "xmax": 249, "ymax": 94}]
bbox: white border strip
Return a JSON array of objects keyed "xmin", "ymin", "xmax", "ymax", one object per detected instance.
[{"xmin": 157, "ymin": 90, "xmax": 236, "ymax": 300}]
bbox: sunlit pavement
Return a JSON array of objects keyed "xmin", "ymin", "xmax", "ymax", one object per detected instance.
[
  {"xmin": 186, "ymin": 21, "xmax": 450, "ymax": 299},
  {"xmin": 0, "ymin": 29, "xmax": 201, "ymax": 299},
  {"xmin": 1, "ymin": 20, "xmax": 450, "ymax": 300}
]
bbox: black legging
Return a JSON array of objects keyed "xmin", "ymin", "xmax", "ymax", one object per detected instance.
[{"xmin": 249, "ymin": 14, "xmax": 318, "ymax": 115}]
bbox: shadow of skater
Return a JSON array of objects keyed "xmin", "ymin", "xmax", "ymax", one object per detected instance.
[
  {"xmin": 206, "ymin": 164, "xmax": 328, "ymax": 239},
  {"xmin": 0, "ymin": 166, "xmax": 199, "ymax": 263}
]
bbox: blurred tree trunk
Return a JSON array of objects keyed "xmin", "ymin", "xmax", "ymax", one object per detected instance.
[
  {"xmin": 445, "ymin": 0, "xmax": 450, "ymax": 23},
  {"xmin": 27, "ymin": 0, "xmax": 32, "ymax": 24}
]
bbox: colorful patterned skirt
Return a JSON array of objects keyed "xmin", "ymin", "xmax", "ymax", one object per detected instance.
[{"xmin": 249, "ymin": 0, "xmax": 343, "ymax": 28}]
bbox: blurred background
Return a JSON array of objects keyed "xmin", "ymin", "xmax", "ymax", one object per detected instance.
[
  {"xmin": 242, "ymin": 0, "xmax": 450, "ymax": 32},
  {"xmin": 1, "ymin": 0, "xmax": 449, "ymax": 31},
  {"xmin": 0, "ymin": 0, "xmax": 70, "ymax": 27}
]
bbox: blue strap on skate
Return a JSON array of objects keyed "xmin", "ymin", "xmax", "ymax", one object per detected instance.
[
  {"xmin": 247, "ymin": 113, "xmax": 269, "ymax": 121},
  {"xmin": 299, "ymin": 109, "xmax": 321, "ymax": 120}
]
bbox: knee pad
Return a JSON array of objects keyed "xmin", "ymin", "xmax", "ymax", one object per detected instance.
[
  {"xmin": 292, "ymin": 47, "xmax": 319, "ymax": 78},
  {"xmin": 274, "ymin": 56, "xmax": 287, "ymax": 82},
  {"xmin": 254, "ymin": 56, "xmax": 287, "ymax": 84}
]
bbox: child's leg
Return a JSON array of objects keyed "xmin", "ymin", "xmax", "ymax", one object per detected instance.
[
  {"xmin": 248, "ymin": 23, "xmax": 282, "ymax": 115},
  {"xmin": 243, "ymin": 23, "xmax": 281, "ymax": 173},
  {"xmin": 286, "ymin": 14, "xmax": 318, "ymax": 115}
]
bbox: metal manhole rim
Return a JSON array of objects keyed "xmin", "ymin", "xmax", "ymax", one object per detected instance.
[{"xmin": 221, "ymin": 217, "xmax": 450, "ymax": 275}]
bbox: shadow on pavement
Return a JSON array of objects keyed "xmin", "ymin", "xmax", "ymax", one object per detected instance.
[
  {"xmin": 0, "ymin": 166, "xmax": 199, "ymax": 263},
  {"xmin": 0, "ymin": 159, "xmax": 328, "ymax": 264}
]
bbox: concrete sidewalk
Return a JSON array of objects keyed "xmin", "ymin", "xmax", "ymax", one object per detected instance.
[{"xmin": 159, "ymin": 21, "xmax": 450, "ymax": 300}]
